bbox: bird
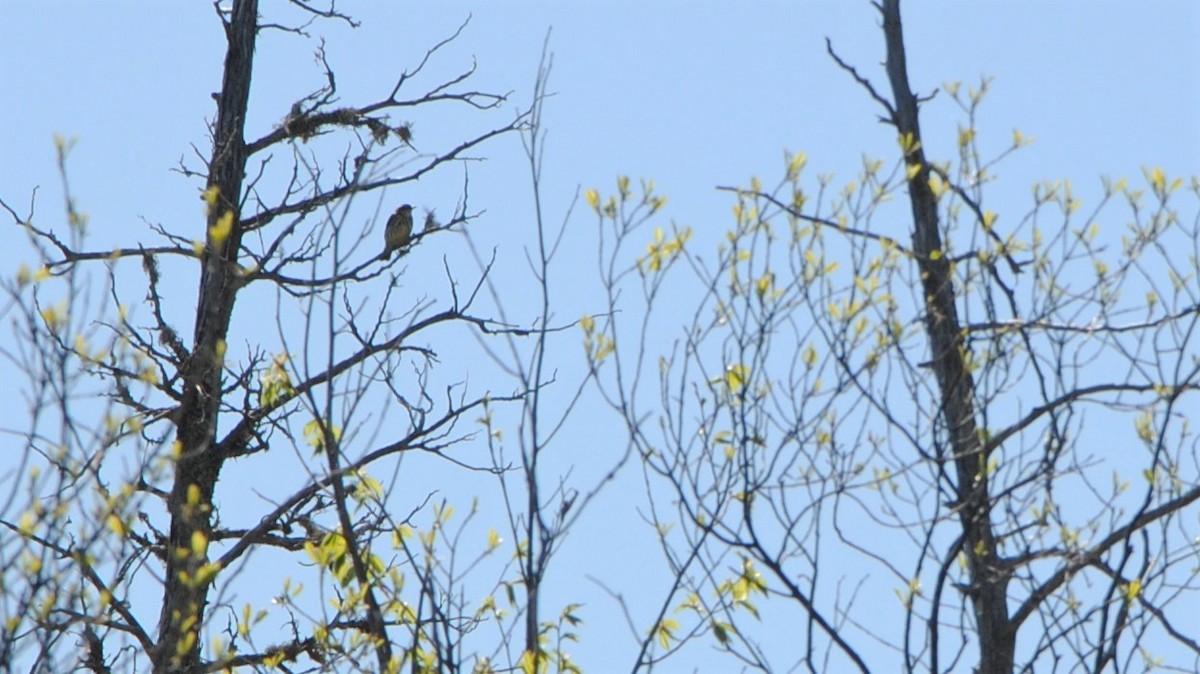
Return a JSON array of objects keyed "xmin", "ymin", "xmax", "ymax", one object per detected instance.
[{"xmin": 380, "ymin": 204, "xmax": 414, "ymax": 261}]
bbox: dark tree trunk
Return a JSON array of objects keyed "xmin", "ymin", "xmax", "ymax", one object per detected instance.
[
  {"xmin": 878, "ymin": 2, "xmax": 1015, "ymax": 672},
  {"xmin": 154, "ymin": 1, "xmax": 258, "ymax": 671}
]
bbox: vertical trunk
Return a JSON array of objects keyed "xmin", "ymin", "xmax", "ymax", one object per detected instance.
[
  {"xmin": 877, "ymin": 2, "xmax": 1014, "ymax": 671},
  {"xmin": 524, "ymin": 473, "xmax": 541, "ymax": 661},
  {"xmin": 154, "ymin": 1, "xmax": 257, "ymax": 671}
]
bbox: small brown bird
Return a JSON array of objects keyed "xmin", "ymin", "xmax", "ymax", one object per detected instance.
[{"xmin": 380, "ymin": 204, "xmax": 414, "ymax": 261}]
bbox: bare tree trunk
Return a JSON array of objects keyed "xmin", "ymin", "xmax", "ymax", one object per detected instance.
[
  {"xmin": 154, "ymin": 1, "xmax": 257, "ymax": 670},
  {"xmin": 878, "ymin": 1, "xmax": 1014, "ymax": 671}
]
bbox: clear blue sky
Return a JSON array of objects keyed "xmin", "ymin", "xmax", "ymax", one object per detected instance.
[{"xmin": 2, "ymin": 2, "xmax": 1197, "ymax": 671}]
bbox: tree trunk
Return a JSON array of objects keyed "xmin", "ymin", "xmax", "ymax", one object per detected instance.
[
  {"xmin": 878, "ymin": 1, "xmax": 1015, "ymax": 672},
  {"xmin": 154, "ymin": 1, "xmax": 257, "ymax": 671}
]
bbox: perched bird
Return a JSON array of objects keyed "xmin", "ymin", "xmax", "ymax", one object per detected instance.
[{"xmin": 380, "ymin": 204, "xmax": 414, "ymax": 261}]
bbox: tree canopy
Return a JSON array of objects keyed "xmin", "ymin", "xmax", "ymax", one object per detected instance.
[{"xmin": 2, "ymin": 2, "xmax": 1197, "ymax": 673}]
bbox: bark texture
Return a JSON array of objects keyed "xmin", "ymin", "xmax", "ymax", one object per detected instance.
[
  {"xmin": 155, "ymin": 1, "xmax": 258, "ymax": 670},
  {"xmin": 879, "ymin": 1, "xmax": 1014, "ymax": 671}
]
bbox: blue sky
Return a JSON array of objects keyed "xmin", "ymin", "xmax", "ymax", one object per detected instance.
[{"xmin": 2, "ymin": 2, "xmax": 1198, "ymax": 671}]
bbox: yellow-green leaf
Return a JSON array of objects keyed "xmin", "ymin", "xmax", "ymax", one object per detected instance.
[
  {"xmin": 209, "ymin": 210, "xmax": 234, "ymax": 248},
  {"xmin": 655, "ymin": 618, "xmax": 679, "ymax": 649},
  {"xmin": 724, "ymin": 364, "xmax": 750, "ymax": 394}
]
